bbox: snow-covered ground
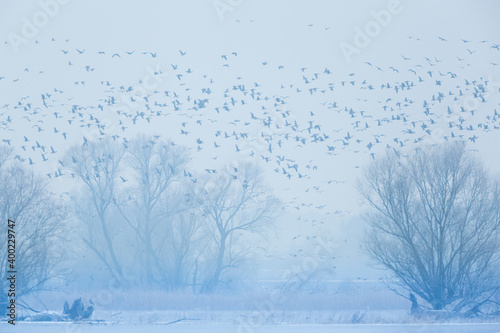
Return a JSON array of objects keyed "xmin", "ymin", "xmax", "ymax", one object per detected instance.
[
  {"xmin": 4, "ymin": 322, "xmax": 500, "ymax": 333},
  {"xmin": 4, "ymin": 308, "xmax": 500, "ymax": 333},
  {"xmin": 7, "ymin": 287, "xmax": 499, "ymax": 331}
]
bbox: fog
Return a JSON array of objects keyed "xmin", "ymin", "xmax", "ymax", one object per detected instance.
[{"xmin": 1, "ymin": 0, "xmax": 500, "ymax": 331}]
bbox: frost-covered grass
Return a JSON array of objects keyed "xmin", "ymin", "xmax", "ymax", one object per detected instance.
[
  {"xmin": 4, "ymin": 322, "xmax": 500, "ymax": 333},
  {"xmin": 12, "ymin": 281, "xmax": 500, "ymax": 326},
  {"xmin": 84, "ymin": 309, "xmax": 500, "ymax": 325},
  {"xmin": 30, "ymin": 281, "xmax": 407, "ymax": 311}
]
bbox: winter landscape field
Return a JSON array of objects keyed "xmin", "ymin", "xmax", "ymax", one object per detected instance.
[
  {"xmin": 5, "ymin": 322, "xmax": 500, "ymax": 333},
  {"xmin": 2, "ymin": 0, "xmax": 500, "ymax": 332}
]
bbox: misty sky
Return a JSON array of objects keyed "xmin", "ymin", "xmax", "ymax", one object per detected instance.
[{"xmin": 1, "ymin": 0, "xmax": 500, "ymax": 280}]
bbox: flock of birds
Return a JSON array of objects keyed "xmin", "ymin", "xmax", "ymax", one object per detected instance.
[{"xmin": 1, "ymin": 34, "xmax": 499, "ymax": 221}]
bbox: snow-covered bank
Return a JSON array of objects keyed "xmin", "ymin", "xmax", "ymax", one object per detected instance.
[{"xmin": 4, "ymin": 322, "xmax": 500, "ymax": 333}]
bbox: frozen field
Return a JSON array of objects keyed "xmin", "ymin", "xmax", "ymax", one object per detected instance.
[
  {"xmin": 4, "ymin": 322, "xmax": 500, "ymax": 333},
  {"xmin": 7, "ymin": 288, "xmax": 500, "ymax": 332}
]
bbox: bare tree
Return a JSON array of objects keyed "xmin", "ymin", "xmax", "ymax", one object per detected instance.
[
  {"xmin": 0, "ymin": 146, "xmax": 67, "ymax": 315},
  {"xmin": 156, "ymin": 198, "xmax": 203, "ymax": 289},
  {"xmin": 359, "ymin": 142, "xmax": 500, "ymax": 312},
  {"xmin": 114, "ymin": 136, "xmax": 191, "ymax": 288},
  {"xmin": 64, "ymin": 139, "xmax": 126, "ymax": 284},
  {"xmin": 195, "ymin": 162, "xmax": 280, "ymax": 292}
]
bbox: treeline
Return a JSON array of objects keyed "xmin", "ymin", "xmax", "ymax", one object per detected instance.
[
  {"xmin": 65, "ymin": 135, "xmax": 280, "ymax": 292},
  {"xmin": 0, "ymin": 135, "xmax": 280, "ymax": 312}
]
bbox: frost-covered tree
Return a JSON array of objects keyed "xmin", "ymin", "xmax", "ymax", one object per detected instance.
[
  {"xmin": 195, "ymin": 162, "xmax": 280, "ymax": 292},
  {"xmin": 114, "ymin": 136, "xmax": 196, "ymax": 288},
  {"xmin": 359, "ymin": 142, "xmax": 500, "ymax": 312},
  {"xmin": 0, "ymin": 146, "xmax": 67, "ymax": 315},
  {"xmin": 64, "ymin": 139, "xmax": 126, "ymax": 284}
]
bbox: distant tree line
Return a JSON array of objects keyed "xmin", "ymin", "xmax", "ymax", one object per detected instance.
[
  {"xmin": 64, "ymin": 135, "xmax": 280, "ymax": 292},
  {"xmin": 0, "ymin": 134, "xmax": 279, "ymax": 314}
]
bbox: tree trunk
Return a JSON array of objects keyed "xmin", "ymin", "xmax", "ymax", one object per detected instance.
[
  {"xmin": 192, "ymin": 259, "xmax": 198, "ymax": 293},
  {"xmin": 98, "ymin": 208, "xmax": 123, "ymax": 281},
  {"xmin": 205, "ymin": 233, "xmax": 226, "ymax": 292},
  {"xmin": 143, "ymin": 208, "xmax": 154, "ymax": 287}
]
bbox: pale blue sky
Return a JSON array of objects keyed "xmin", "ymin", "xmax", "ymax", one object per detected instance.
[{"xmin": 1, "ymin": 0, "xmax": 500, "ymax": 279}]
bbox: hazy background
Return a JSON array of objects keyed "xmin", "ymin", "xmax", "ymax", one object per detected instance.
[{"xmin": 1, "ymin": 0, "xmax": 500, "ymax": 303}]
